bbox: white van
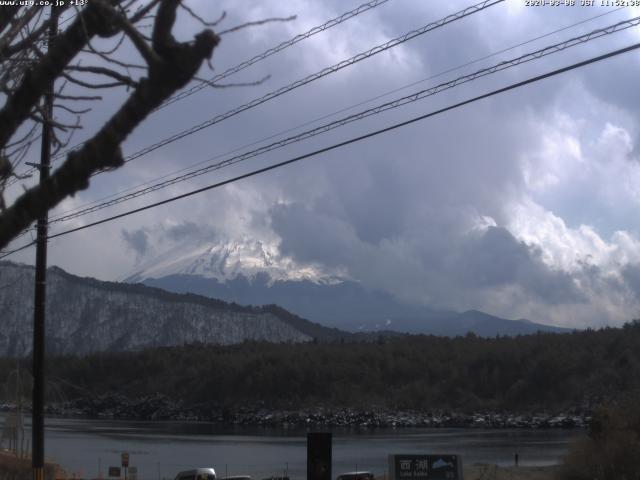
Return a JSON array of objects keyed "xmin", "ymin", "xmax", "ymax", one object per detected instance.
[
  {"xmin": 336, "ymin": 472, "xmax": 374, "ymax": 480},
  {"xmin": 175, "ymin": 468, "xmax": 216, "ymax": 480}
]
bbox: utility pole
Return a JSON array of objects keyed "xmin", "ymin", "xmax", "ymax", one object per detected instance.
[{"xmin": 32, "ymin": 7, "xmax": 57, "ymax": 480}]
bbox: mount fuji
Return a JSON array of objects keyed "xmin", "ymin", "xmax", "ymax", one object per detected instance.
[
  {"xmin": 125, "ymin": 238, "xmax": 571, "ymax": 337},
  {"xmin": 126, "ymin": 238, "xmax": 341, "ymax": 286}
]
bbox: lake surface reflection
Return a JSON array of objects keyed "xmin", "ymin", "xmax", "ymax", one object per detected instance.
[{"xmin": 12, "ymin": 416, "xmax": 584, "ymax": 480}]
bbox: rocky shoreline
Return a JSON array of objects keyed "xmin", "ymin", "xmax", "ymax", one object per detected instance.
[{"xmin": 2, "ymin": 393, "xmax": 590, "ymax": 429}]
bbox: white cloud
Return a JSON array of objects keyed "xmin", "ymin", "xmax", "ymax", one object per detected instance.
[{"xmin": 507, "ymin": 197, "xmax": 610, "ymax": 272}]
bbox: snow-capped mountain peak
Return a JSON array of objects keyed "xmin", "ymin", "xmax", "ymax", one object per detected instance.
[{"xmin": 124, "ymin": 237, "xmax": 344, "ymax": 284}]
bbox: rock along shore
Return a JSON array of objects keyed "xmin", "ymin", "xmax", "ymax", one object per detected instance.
[{"xmin": 0, "ymin": 393, "xmax": 591, "ymax": 429}]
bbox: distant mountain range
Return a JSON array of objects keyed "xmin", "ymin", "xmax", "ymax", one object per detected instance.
[
  {"xmin": 0, "ymin": 241, "xmax": 571, "ymax": 357},
  {"xmin": 0, "ymin": 261, "xmax": 346, "ymax": 357},
  {"xmin": 141, "ymin": 273, "xmax": 571, "ymax": 337},
  {"xmin": 125, "ymin": 238, "xmax": 572, "ymax": 337}
]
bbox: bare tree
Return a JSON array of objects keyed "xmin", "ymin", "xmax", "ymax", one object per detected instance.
[{"xmin": 0, "ymin": 0, "xmax": 224, "ymax": 250}]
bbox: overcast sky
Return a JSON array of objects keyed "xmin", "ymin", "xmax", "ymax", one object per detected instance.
[{"xmin": 6, "ymin": 0, "xmax": 640, "ymax": 328}]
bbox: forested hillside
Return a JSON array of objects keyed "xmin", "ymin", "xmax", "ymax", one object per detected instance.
[
  {"xmin": 2, "ymin": 323, "xmax": 639, "ymax": 414},
  {"xmin": 0, "ymin": 261, "xmax": 348, "ymax": 356}
]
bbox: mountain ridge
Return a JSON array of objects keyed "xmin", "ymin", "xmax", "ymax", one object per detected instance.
[
  {"xmin": 125, "ymin": 238, "xmax": 572, "ymax": 337},
  {"xmin": 124, "ymin": 238, "xmax": 342, "ymax": 285},
  {"xmin": 0, "ymin": 261, "xmax": 348, "ymax": 357},
  {"xmin": 0, "ymin": 258, "xmax": 572, "ymax": 360},
  {"xmin": 141, "ymin": 273, "xmax": 573, "ymax": 336}
]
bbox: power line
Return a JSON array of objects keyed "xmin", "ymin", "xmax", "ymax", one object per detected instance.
[
  {"xmin": 46, "ymin": 5, "xmax": 626, "ymax": 223},
  {"xmin": 158, "ymin": 0, "xmax": 392, "ymax": 111},
  {"xmin": 45, "ymin": 14, "xmax": 640, "ymax": 226},
  {"xmin": 3, "ymin": 40, "xmax": 639, "ymax": 259},
  {"xmin": 7, "ymin": 0, "xmax": 393, "ymax": 184},
  {"xmin": 3, "ymin": 0, "xmax": 500, "ymax": 243},
  {"xmin": 6, "ymin": 0, "xmax": 493, "ymax": 189},
  {"xmin": 11, "ymin": 0, "xmax": 500, "ymax": 187},
  {"xmin": 115, "ymin": 0, "xmax": 503, "ymax": 168}
]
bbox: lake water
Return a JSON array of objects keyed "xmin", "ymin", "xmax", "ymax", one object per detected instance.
[{"xmin": 3, "ymin": 415, "xmax": 585, "ymax": 480}]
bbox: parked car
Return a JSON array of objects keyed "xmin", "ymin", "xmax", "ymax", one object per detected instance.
[
  {"xmin": 175, "ymin": 468, "xmax": 216, "ymax": 480},
  {"xmin": 336, "ymin": 472, "xmax": 374, "ymax": 480}
]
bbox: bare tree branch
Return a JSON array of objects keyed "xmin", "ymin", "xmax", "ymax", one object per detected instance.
[
  {"xmin": 180, "ymin": 3, "xmax": 226, "ymax": 28},
  {"xmin": 5, "ymin": 122, "xmax": 39, "ymax": 150},
  {"xmin": 116, "ymin": 13, "xmax": 162, "ymax": 65},
  {"xmin": 0, "ymin": 0, "xmax": 220, "ymax": 249},
  {"xmin": 54, "ymin": 103, "xmax": 92, "ymax": 115},
  {"xmin": 0, "ymin": 1, "xmax": 122, "ymax": 150},
  {"xmin": 54, "ymin": 93, "xmax": 103, "ymax": 101},
  {"xmin": 0, "ymin": 8, "xmax": 39, "ymax": 58},
  {"xmin": 128, "ymin": 0, "xmax": 161, "ymax": 24},
  {"xmin": 0, "ymin": 9, "xmax": 19, "ymax": 35},
  {"xmin": 218, "ymin": 15, "xmax": 296, "ymax": 36},
  {"xmin": 0, "ymin": 15, "xmax": 53, "ymax": 60},
  {"xmin": 67, "ymin": 64, "xmax": 139, "ymax": 87},
  {"xmin": 52, "ymin": 115, "xmax": 82, "ymax": 152},
  {"xmin": 79, "ymin": 46, "xmax": 147, "ymax": 70},
  {"xmin": 60, "ymin": 70, "xmax": 133, "ymax": 89}
]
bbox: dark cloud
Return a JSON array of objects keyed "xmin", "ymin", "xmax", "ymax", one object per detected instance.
[
  {"xmin": 450, "ymin": 227, "xmax": 585, "ymax": 305},
  {"xmin": 313, "ymin": 159, "xmax": 411, "ymax": 245},
  {"xmin": 622, "ymin": 264, "xmax": 640, "ymax": 301},
  {"xmin": 577, "ymin": 26, "xmax": 640, "ymax": 124},
  {"xmin": 164, "ymin": 221, "xmax": 217, "ymax": 243},
  {"xmin": 269, "ymin": 199, "xmax": 584, "ymax": 309},
  {"xmin": 121, "ymin": 228, "xmax": 150, "ymax": 258},
  {"xmin": 270, "ymin": 202, "xmax": 356, "ymax": 266}
]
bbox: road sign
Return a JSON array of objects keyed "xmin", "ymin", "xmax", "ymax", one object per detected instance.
[
  {"xmin": 388, "ymin": 454, "xmax": 463, "ymax": 480},
  {"xmin": 108, "ymin": 467, "xmax": 121, "ymax": 477},
  {"xmin": 128, "ymin": 467, "xmax": 138, "ymax": 480},
  {"xmin": 121, "ymin": 453, "xmax": 129, "ymax": 468}
]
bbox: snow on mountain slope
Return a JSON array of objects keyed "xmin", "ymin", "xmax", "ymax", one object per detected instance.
[
  {"xmin": 125, "ymin": 237, "xmax": 343, "ymax": 285},
  {"xmin": 123, "ymin": 239, "xmax": 572, "ymax": 337},
  {"xmin": 0, "ymin": 261, "xmax": 326, "ymax": 356}
]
